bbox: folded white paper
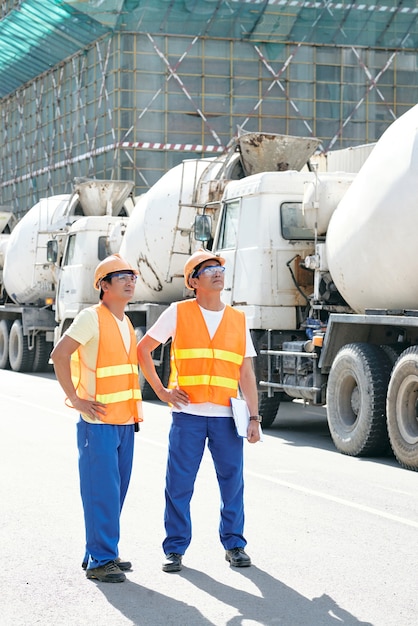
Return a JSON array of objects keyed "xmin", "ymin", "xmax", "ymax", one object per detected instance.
[
  {"xmin": 230, "ymin": 397, "xmax": 250, "ymax": 437},
  {"xmin": 231, "ymin": 397, "xmax": 264, "ymax": 440}
]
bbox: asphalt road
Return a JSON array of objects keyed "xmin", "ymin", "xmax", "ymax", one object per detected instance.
[{"xmin": 1, "ymin": 369, "xmax": 418, "ymax": 626}]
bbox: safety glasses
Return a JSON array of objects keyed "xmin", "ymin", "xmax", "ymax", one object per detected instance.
[
  {"xmin": 111, "ymin": 273, "xmax": 138, "ymax": 283},
  {"xmin": 194, "ymin": 265, "xmax": 225, "ymax": 279}
]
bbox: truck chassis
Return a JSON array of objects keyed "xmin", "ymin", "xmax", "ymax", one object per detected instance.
[{"xmin": 259, "ymin": 311, "xmax": 418, "ymax": 470}]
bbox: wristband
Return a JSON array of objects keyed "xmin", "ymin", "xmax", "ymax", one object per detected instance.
[{"xmin": 249, "ymin": 415, "xmax": 262, "ymax": 423}]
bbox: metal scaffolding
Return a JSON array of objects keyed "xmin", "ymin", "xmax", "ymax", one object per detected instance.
[{"xmin": 1, "ymin": 0, "xmax": 418, "ymax": 214}]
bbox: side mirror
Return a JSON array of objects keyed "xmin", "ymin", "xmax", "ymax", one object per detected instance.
[
  {"xmin": 47, "ymin": 240, "xmax": 58, "ymax": 263},
  {"xmin": 194, "ymin": 214, "xmax": 212, "ymax": 242}
]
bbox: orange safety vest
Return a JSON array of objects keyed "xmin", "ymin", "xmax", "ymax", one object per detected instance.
[
  {"xmin": 169, "ymin": 299, "xmax": 245, "ymax": 406},
  {"xmin": 71, "ymin": 303, "xmax": 143, "ymax": 425}
]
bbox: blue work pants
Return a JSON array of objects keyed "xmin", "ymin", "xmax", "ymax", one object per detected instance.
[
  {"xmin": 77, "ymin": 419, "xmax": 135, "ymax": 569},
  {"xmin": 163, "ymin": 412, "xmax": 246, "ymax": 555}
]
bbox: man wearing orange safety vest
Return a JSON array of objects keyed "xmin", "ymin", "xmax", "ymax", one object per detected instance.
[
  {"xmin": 137, "ymin": 248, "xmax": 261, "ymax": 573},
  {"xmin": 51, "ymin": 254, "xmax": 142, "ymax": 583}
]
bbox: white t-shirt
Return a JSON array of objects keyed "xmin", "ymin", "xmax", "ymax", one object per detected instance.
[{"xmin": 147, "ymin": 301, "xmax": 257, "ymax": 417}]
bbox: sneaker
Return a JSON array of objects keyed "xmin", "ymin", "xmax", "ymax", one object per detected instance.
[
  {"xmin": 162, "ymin": 553, "xmax": 183, "ymax": 572},
  {"xmin": 82, "ymin": 556, "xmax": 132, "ymax": 571},
  {"xmin": 86, "ymin": 560, "xmax": 126, "ymax": 583},
  {"xmin": 225, "ymin": 547, "xmax": 251, "ymax": 567}
]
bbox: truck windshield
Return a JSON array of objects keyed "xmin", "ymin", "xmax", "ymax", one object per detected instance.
[
  {"xmin": 281, "ymin": 202, "xmax": 315, "ymax": 240},
  {"xmin": 218, "ymin": 199, "xmax": 239, "ymax": 249}
]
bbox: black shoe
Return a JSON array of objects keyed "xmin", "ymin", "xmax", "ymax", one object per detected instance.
[
  {"xmin": 82, "ymin": 557, "xmax": 132, "ymax": 571},
  {"xmin": 225, "ymin": 547, "xmax": 251, "ymax": 567},
  {"xmin": 162, "ymin": 553, "xmax": 183, "ymax": 572},
  {"xmin": 85, "ymin": 560, "xmax": 126, "ymax": 583}
]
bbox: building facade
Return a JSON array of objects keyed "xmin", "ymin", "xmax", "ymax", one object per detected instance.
[{"xmin": 1, "ymin": 0, "xmax": 418, "ymax": 214}]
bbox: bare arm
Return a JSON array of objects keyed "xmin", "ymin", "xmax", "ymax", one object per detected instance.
[
  {"xmin": 137, "ymin": 334, "xmax": 189, "ymax": 409},
  {"xmin": 50, "ymin": 335, "xmax": 106, "ymax": 419},
  {"xmin": 239, "ymin": 357, "xmax": 261, "ymax": 443}
]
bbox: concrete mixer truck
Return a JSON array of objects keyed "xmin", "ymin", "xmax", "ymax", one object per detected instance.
[
  {"xmin": 112, "ymin": 132, "xmax": 321, "ymax": 392},
  {"xmin": 188, "ymin": 104, "xmax": 418, "ymax": 471},
  {"xmin": 0, "ymin": 205, "xmax": 17, "ymax": 289},
  {"xmin": 0, "ymin": 178, "xmax": 135, "ymax": 372},
  {"xmin": 119, "ymin": 105, "xmax": 418, "ymax": 471}
]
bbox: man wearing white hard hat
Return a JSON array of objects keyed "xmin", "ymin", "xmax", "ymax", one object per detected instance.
[
  {"xmin": 51, "ymin": 254, "xmax": 142, "ymax": 583},
  {"xmin": 137, "ymin": 248, "xmax": 260, "ymax": 573}
]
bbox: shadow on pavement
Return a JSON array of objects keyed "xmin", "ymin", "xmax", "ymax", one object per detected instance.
[
  {"xmin": 94, "ymin": 578, "xmax": 214, "ymax": 626},
  {"xmin": 179, "ymin": 565, "xmax": 374, "ymax": 626},
  {"xmin": 264, "ymin": 417, "xmax": 334, "ymax": 450},
  {"xmin": 92, "ymin": 565, "xmax": 373, "ymax": 625},
  {"xmin": 264, "ymin": 403, "xmax": 399, "ymax": 469}
]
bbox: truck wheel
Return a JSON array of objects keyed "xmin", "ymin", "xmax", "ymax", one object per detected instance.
[
  {"xmin": 380, "ymin": 343, "xmax": 409, "ymax": 366},
  {"xmin": 8, "ymin": 319, "xmax": 35, "ymax": 372},
  {"xmin": 387, "ymin": 346, "xmax": 418, "ymax": 471},
  {"xmin": 326, "ymin": 343, "xmax": 391, "ymax": 456},
  {"xmin": 259, "ymin": 393, "xmax": 281, "ymax": 428},
  {"xmin": 0, "ymin": 320, "xmax": 12, "ymax": 369},
  {"xmin": 136, "ymin": 326, "xmax": 171, "ymax": 401},
  {"xmin": 136, "ymin": 326, "xmax": 157, "ymax": 400},
  {"xmin": 140, "ymin": 371, "xmax": 158, "ymax": 401},
  {"xmin": 140, "ymin": 353, "xmax": 170, "ymax": 401},
  {"xmin": 32, "ymin": 335, "xmax": 53, "ymax": 372}
]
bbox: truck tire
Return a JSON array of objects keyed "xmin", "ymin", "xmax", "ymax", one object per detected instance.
[
  {"xmin": 0, "ymin": 320, "xmax": 12, "ymax": 369},
  {"xmin": 136, "ymin": 326, "xmax": 157, "ymax": 400},
  {"xmin": 139, "ymin": 370, "xmax": 158, "ymax": 401},
  {"xmin": 259, "ymin": 393, "xmax": 281, "ymax": 428},
  {"xmin": 386, "ymin": 346, "xmax": 418, "ymax": 471},
  {"xmin": 326, "ymin": 343, "xmax": 391, "ymax": 456},
  {"xmin": 8, "ymin": 319, "xmax": 35, "ymax": 372},
  {"xmin": 380, "ymin": 343, "xmax": 409, "ymax": 366},
  {"xmin": 140, "ymin": 353, "xmax": 170, "ymax": 401},
  {"xmin": 32, "ymin": 335, "xmax": 53, "ymax": 372},
  {"xmin": 136, "ymin": 326, "xmax": 171, "ymax": 401}
]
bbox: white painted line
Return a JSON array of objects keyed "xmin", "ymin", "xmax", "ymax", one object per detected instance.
[
  {"xmin": 246, "ymin": 470, "xmax": 418, "ymax": 529},
  {"xmin": 0, "ymin": 393, "xmax": 75, "ymax": 419},
  {"xmin": 4, "ymin": 392, "xmax": 417, "ymax": 529}
]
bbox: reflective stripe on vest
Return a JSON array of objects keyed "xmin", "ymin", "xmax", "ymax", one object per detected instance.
[
  {"xmin": 173, "ymin": 348, "xmax": 243, "ymax": 365},
  {"xmin": 71, "ymin": 304, "xmax": 142, "ymax": 424},
  {"xmin": 95, "ymin": 388, "xmax": 142, "ymax": 404},
  {"xmin": 176, "ymin": 375, "xmax": 238, "ymax": 390},
  {"xmin": 97, "ymin": 363, "xmax": 139, "ymax": 378},
  {"xmin": 169, "ymin": 299, "xmax": 245, "ymax": 406}
]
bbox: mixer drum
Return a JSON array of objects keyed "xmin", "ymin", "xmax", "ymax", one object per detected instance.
[{"xmin": 326, "ymin": 104, "xmax": 418, "ymax": 314}]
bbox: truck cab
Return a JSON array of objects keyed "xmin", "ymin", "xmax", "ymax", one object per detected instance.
[
  {"xmin": 54, "ymin": 215, "xmax": 129, "ymax": 339},
  {"xmin": 214, "ymin": 171, "xmax": 316, "ymax": 329},
  {"xmin": 196, "ymin": 167, "xmax": 357, "ymax": 426}
]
